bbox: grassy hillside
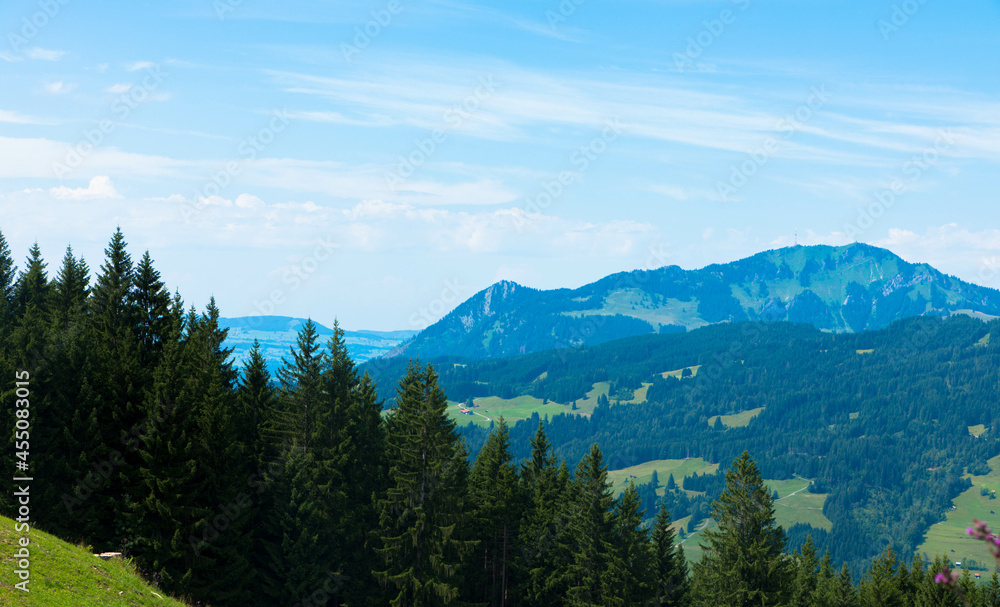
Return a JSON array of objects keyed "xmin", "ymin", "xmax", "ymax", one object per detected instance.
[
  {"xmin": 679, "ymin": 476, "xmax": 832, "ymax": 564},
  {"xmin": 606, "ymin": 458, "xmax": 719, "ymax": 494},
  {"xmin": 917, "ymin": 454, "xmax": 1000, "ymax": 571},
  {"xmin": 448, "ymin": 381, "xmax": 613, "ymax": 427},
  {"xmin": 0, "ymin": 516, "xmax": 187, "ymax": 606}
]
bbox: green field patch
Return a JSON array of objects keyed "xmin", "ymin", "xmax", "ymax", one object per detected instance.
[
  {"xmin": 661, "ymin": 365, "xmax": 702, "ymax": 379},
  {"xmin": 976, "ymin": 333, "xmax": 991, "ymax": 348},
  {"xmin": 624, "ymin": 382, "xmax": 652, "ymax": 404},
  {"xmin": 769, "ymin": 477, "xmax": 832, "ymax": 531},
  {"xmin": 607, "ymin": 458, "xmax": 719, "ymax": 495},
  {"xmin": 0, "ymin": 515, "xmax": 187, "ymax": 606},
  {"xmin": 448, "ymin": 382, "xmax": 609, "ymax": 427},
  {"xmin": 856, "ymin": 349, "xmax": 874, "ymax": 355},
  {"xmin": 969, "ymin": 424, "xmax": 987, "ymax": 438},
  {"xmin": 916, "ymin": 455, "xmax": 1000, "ymax": 568},
  {"xmin": 849, "ymin": 411, "xmax": 860, "ymax": 420},
  {"xmin": 707, "ymin": 407, "xmax": 765, "ymax": 429}
]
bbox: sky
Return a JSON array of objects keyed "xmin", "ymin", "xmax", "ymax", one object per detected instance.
[{"xmin": 1, "ymin": 0, "xmax": 999, "ymax": 331}]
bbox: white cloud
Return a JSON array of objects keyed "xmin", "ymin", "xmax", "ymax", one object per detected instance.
[
  {"xmin": 49, "ymin": 176, "xmax": 122, "ymax": 200},
  {"xmin": 24, "ymin": 47, "xmax": 66, "ymax": 61},
  {"xmin": 43, "ymin": 81, "xmax": 75, "ymax": 94},
  {"xmin": 126, "ymin": 61, "xmax": 156, "ymax": 71},
  {"xmin": 235, "ymin": 194, "xmax": 265, "ymax": 208},
  {"xmin": 0, "ymin": 110, "xmax": 49, "ymax": 125},
  {"xmin": 106, "ymin": 83, "xmax": 133, "ymax": 94}
]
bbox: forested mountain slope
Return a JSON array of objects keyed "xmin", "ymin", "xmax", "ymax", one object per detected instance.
[
  {"xmin": 368, "ymin": 315, "xmax": 1000, "ymax": 576},
  {"xmin": 387, "ymin": 243, "xmax": 1000, "ymax": 360}
]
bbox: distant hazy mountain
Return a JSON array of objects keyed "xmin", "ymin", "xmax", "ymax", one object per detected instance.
[
  {"xmin": 220, "ymin": 316, "xmax": 416, "ymax": 372},
  {"xmin": 388, "ymin": 243, "xmax": 1000, "ymax": 360}
]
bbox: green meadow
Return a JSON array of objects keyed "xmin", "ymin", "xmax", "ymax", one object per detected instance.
[
  {"xmin": 916, "ymin": 454, "xmax": 1000, "ymax": 570},
  {"xmin": 0, "ymin": 515, "xmax": 187, "ymax": 607}
]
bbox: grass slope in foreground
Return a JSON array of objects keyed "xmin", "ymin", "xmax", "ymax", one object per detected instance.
[{"xmin": 0, "ymin": 515, "xmax": 187, "ymax": 606}]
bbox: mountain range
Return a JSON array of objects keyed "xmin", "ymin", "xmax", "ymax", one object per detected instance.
[
  {"xmin": 386, "ymin": 243, "xmax": 1000, "ymax": 360},
  {"xmin": 219, "ymin": 316, "xmax": 415, "ymax": 371}
]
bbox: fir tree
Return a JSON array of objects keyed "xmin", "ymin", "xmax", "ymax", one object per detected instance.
[
  {"xmin": 132, "ymin": 251, "xmax": 172, "ymax": 374},
  {"xmin": 858, "ymin": 546, "xmax": 905, "ymax": 607},
  {"xmin": 612, "ymin": 482, "xmax": 654, "ymax": 605},
  {"xmin": 276, "ymin": 319, "xmax": 326, "ymax": 453},
  {"xmin": 0, "ymin": 229, "xmax": 16, "ymax": 328},
  {"xmin": 132, "ymin": 301, "xmax": 253, "ymax": 605},
  {"xmin": 651, "ymin": 503, "xmax": 691, "ymax": 607},
  {"xmin": 517, "ymin": 422, "xmax": 572, "ymax": 607},
  {"xmin": 833, "ymin": 563, "xmax": 859, "ymax": 607},
  {"xmin": 375, "ymin": 361, "xmax": 475, "ymax": 606},
  {"xmin": 50, "ymin": 245, "xmax": 89, "ymax": 329},
  {"xmin": 692, "ymin": 451, "xmax": 792, "ymax": 607},
  {"xmin": 87, "ymin": 229, "xmax": 145, "ymax": 547},
  {"xmin": 790, "ymin": 535, "xmax": 819, "ymax": 606},
  {"xmin": 565, "ymin": 444, "xmax": 618, "ymax": 606},
  {"xmin": 469, "ymin": 418, "xmax": 521, "ymax": 606},
  {"xmin": 260, "ymin": 319, "xmax": 346, "ymax": 606}
]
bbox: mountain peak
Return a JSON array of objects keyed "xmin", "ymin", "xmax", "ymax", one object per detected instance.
[{"xmin": 389, "ymin": 245, "xmax": 1000, "ymax": 360}]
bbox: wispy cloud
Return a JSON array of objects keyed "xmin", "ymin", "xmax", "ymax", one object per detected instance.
[
  {"xmin": 0, "ymin": 110, "xmax": 52, "ymax": 125},
  {"xmin": 24, "ymin": 47, "xmax": 66, "ymax": 61},
  {"xmin": 43, "ymin": 81, "xmax": 75, "ymax": 94}
]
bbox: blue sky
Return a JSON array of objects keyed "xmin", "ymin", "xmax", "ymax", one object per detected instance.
[{"xmin": 1, "ymin": 0, "xmax": 999, "ymax": 330}]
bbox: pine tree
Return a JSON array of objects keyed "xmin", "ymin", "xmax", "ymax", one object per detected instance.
[
  {"xmin": 50, "ymin": 245, "xmax": 89, "ymax": 329},
  {"xmin": 858, "ymin": 546, "xmax": 905, "ymax": 607},
  {"xmin": 0, "ymin": 229, "xmax": 16, "ymax": 329},
  {"xmin": 912, "ymin": 555, "xmax": 961, "ymax": 607},
  {"xmin": 790, "ymin": 535, "xmax": 819, "ymax": 606},
  {"xmin": 517, "ymin": 421, "xmax": 572, "ymax": 607},
  {"xmin": 322, "ymin": 319, "xmax": 385, "ymax": 607},
  {"xmin": 469, "ymin": 418, "xmax": 521, "ymax": 606},
  {"xmin": 276, "ymin": 319, "xmax": 326, "ymax": 453},
  {"xmin": 259, "ymin": 319, "xmax": 347, "ymax": 606},
  {"xmin": 132, "ymin": 301, "xmax": 254, "ymax": 605},
  {"xmin": 0, "ymin": 229, "xmax": 15, "ymax": 518},
  {"xmin": 832, "ymin": 563, "xmax": 859, "ymax": 607},
  {"xmin": 374, "ymin": 361, "xmax": 474, "ymax": 606},
  {"xmin": 984, "ymin": 571, "xmax": 1000, "ymax": 607},
  {"xmin": 565, "ymin": 444, "xmax": 618, "ymax": 606},
  {"xmin": 238, "ymin": 340, "xmax": 277, "ymax": 469},
  {"xmin": 87, "ymin": 228, "xmax": 144, "ymax": 547},
  {"xmin": 651, "ymin": 503, "xmax": 691, "ymax": 606},
  {"xmin": 812, "ymin": 549, "xmax": 836, "ymax": 607},
  {"xmin": 612, "ymin": 482, "xmax": 654, "ymax": 605},
  {"xmin": 132, "ymin": 251, "xmax": 172, "ymax": 375},
  {"xmin": 692, "ymin": 451, "xmax": 792, "ymax": 607}
]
